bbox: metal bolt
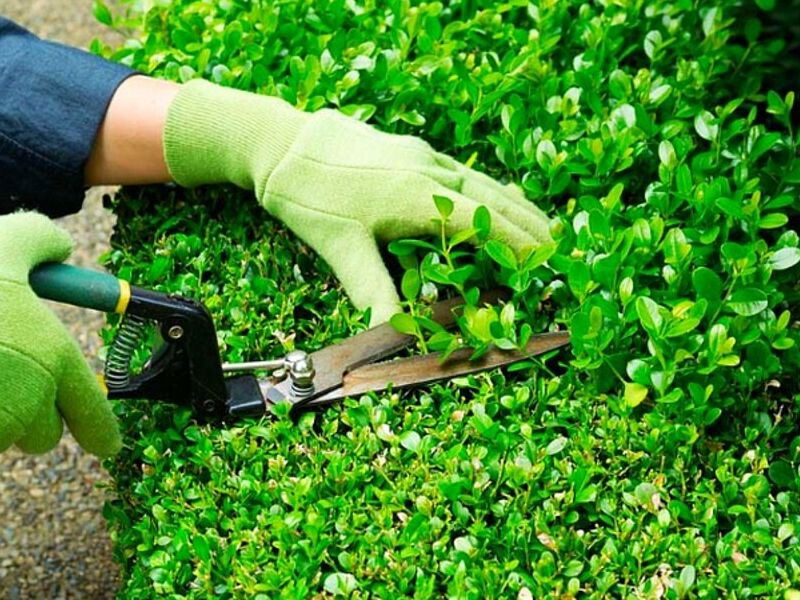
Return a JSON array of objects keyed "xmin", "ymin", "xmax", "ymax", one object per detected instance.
[
  {"xmin": 285, "ymin": 350, "xmax": 315, "ymax": 399},
  {"xmin": 203, "ymin": 399, "xmax": 216, "ymax": 413},
  {"xmin": 167, "ymin": 325, "xmax": 184, "ymax": 340}
]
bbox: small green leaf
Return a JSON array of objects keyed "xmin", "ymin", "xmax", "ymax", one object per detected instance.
[
  {"xmin": 546, "ymin": 436, "xmax": 568, "ymax": 455},
  {"xmin": 716, "ymin": 197, "xmax": 744, "ymax": 219},
  {"xmin": 536, "ymin": 139, "xmax": 557, "ymax": 169},
  {"xmin": 624, "ymin": 382, "xmax": 648, "ymax": 408},
  {"xmin": 324, "ymin": 573, "xmax": 359, "ymax": 596},
  {"xmin": 769, "ymin": 247, "xmax": 800, "ymax": 270},
  {"xmin": 93, "ymin": 0, "xmax": 113, "ymax": 25},
  {"xmin": 473, "ymin": 205, "xmax": 491, "ymax": 240},
  {"xmin": 400, "ymin": 431, "xmax": 421, "ymax": 452},
  {"xmin": 398, "ymin": 111, "xmax": 426, "ymax": 126},
  {"xmin": 390, "ymin": 313, "xmax": 419, "ymax": 336},
  {"xmin": 433, "ymin": 194, "xmax": 454, "ymax": 219},
  {"xmin": 728, "ymin": 288, "xmax": 768, "ymax": 316},
  {"xmin": 692, "ymin": 267, "xmax": 723, "ymax": 304},
  {"xmin": 388, "ymin": 239, "xmax": 438, "ymax": 256},
  {"xmin": 484, "ymin": 240, "xmax": 517, "ymax": 270},
  {"xmin": 694, "ymin": 110, "xmax": 719, "ymax": 141},
  {"xmin": 760, "ymin": 213, "xmax": 789, "ymax": 229},
  {"xmin": 768, "ymin": 460, "xmax": 795, "ymax": 487},
  {"xmin": 644, "ymin": 30, "xmax": 662, "ymax": 60},
  {"xmin": 658, "ymin": 140, "xmax": 677, "ymax": 169},
  {"xmin": 449, "ymin": 228, "xmax": 478, "ymax": 248},
  {"xmin": 567, "ymin": 261, "xmax": 591, "ymax": 297},
  {"xmin": 679, "ymin": 565, "xmax": 696, "ymax": 595},
  {"xmin": 401, "ymin": 269, "xmax": 421, "ymax": 301},
  {"xmin": 636, "ymin": 296, "xmax": 664, "ymax": 334}
]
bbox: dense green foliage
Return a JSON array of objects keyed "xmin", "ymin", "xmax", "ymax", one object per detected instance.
[{"xmin": 93, "ymin": 0, "xmax": 800, "ymax": 597}]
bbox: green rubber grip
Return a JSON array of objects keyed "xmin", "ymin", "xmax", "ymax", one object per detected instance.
[{"xmin": 29, "ymin": 263, "xmax": 128, "ymax": 314}]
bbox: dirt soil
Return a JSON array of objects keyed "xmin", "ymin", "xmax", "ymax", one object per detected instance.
[{"xmin": 1, "ymin": 2, "xmax": 124, "ymax": 598}]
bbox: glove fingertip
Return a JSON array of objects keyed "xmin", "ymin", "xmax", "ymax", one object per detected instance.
[
  {"xmin": 56, "ymin": 349, "xmax": 123, "ymax": 458},
  {"xmin": 367, "ymin": 300, "xmax": 403, "ymax": 327},
  {"xmin": 2, "ymin": 211, "xmax": 74, "ymax": 269},
  {"xmin": 70, "ymin": 389, "xmax": 123, "ymax": 459}
]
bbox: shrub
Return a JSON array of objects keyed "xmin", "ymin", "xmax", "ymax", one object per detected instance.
[{"xmin": 93, "ymin": 0, "xmax": 800, "ymax": 597}]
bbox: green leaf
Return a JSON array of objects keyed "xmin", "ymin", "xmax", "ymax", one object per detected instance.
[
  {"xmin": 567, "ymin": 261, "xmax": 591, "ymax": 297},
  {"xmin": 769, "ymin": 247, "xmax": 800, "ymax": 270},
  {"xmin": 546, "ymin": 436, "xmax": 568, "ymax": 455},
  {"xmin": 421, "ymin": 260, "xmax": 453, "ymax": 284},
  {"xmin": 727, "ymin": 288, "xmax": 768, "ymax": 316},
  {"xmin": 448, "ymin": 265, "xmax": 475, "ymax": 285},
  {"xmin": 449, "ymin": 228, "xmax": 478, "ymax": 248},
  {"xmin": 388, "ymin": 239, "xmax": 438, "ymax": 256},
  {"xmin": 536, "ymin": 139, "xmax": 557, "ymax": 169},
  {"xmin": 324, "ymin": 573, "xmax": 359, "ymax": 596},
  {"xmin": 766, "ymin": 90, "xmax": 785, "ymax": 116},
  {"xmin": 750, "ymin": 132, "xmax": 782, "ymax": 160},
  {"xmin": 390, "ymin": 313, "xmax": 419, "ymax": 336},
  {"xmin": 636, "ymin": 296, "xmax": 664, "ymax": 334},
  {"xmin": 484, "ymin": 240, "xmax": 517, "ymax": 270},
  {"xmin": 643, "ymin": 30, "xmax": 662, "ymax": 60},
  {"xmin": 500, "ymin": 302, "xmax": 515, "ymax": 329},
  {"xmin": 400, "ymin": 431, "xmax": 421, "ymax": 452},
  {"xmin": 692, "ymin": 267, "xmax": 723, "ymax": 303},
  {"xmin": 768, "ymin": 460, "xmax": 795, "ymax": 487},
  {"xmin": 339, "ymin": 104, "xmax": 377, "ymax": 121},
  {"xmin": 694, "ymin": 110, "xmax": 718, "ymax": 141},
  {"xmin": 663, "ymin": 228, "xmax": 691, "ymax": 264},
  {"xmin": 473, "ymin": 205, "xmax": 491, "ymax": 240},
  {"xmin": 398, "ymin": 111, "xmax": 426, "ymax": 126},
  {"xmin": 679, "ymin": 565, "xmax": 696, "ymax": 596},
  {"xmin": 523, "ymin": 244, "xmax": 556, "ymax": 271},
  {"xmin": 192, "ymin": 535, "xmax": 211, "ymax": 562},
  {"xmin": 716, "ymin": 197, "xmax": 744, "ymax": 219},
  {"xmin": 658, "ymin": 140, "xmax": 677, "ymax": 169},
  {"xmin": 401, "ymin": 269, "xmax": 421, "ymax": 301},
  {"xmin": 760, "ymin": 213, "xmax": 789, "ymax": 229},
  {"xmin": 624, "ymin": 382, "xmax": 648, "ymax": 408},
  {"xmin": 676, "ymin": 164, "xmax": 693, "ymax": 195},
  {"xmin": 627, "ymin": 359, "xmax": 651, "ymax": 385},
  {"xmin": 433, "ymin": 194, "xmax": 454, "ymax": 219},
  {"xmin": 93, "ymin": 0, "xmax": 113, "ymax": 25}
]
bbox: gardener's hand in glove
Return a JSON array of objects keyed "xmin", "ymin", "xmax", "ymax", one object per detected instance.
[
  {"xmin": 0, "ymin": 212, "xmax": 121, "ymax": 457},
  {"xmin": 161, "ymin": 81, "xmax": 552, "ymax": 324}
]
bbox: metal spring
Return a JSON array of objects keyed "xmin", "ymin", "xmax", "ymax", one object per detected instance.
[
  {"xmin": 104, "ymin": 314, "xmax": 148, "ymax": 390},
  {"xmin": 291, "ymin": 380, "xmax": 315, "ymax": 400}
]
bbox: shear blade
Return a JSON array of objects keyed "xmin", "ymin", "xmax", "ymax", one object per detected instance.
[
  {"xmin": 288, "ymin": 291, "xmax": 509, "ymax": 402},
  {"xmin": 306, "ymin": 330, "xmax": 570, "ymax": 407}
]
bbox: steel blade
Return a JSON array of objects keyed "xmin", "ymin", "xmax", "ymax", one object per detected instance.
[
  {"xmin": 286, "ymin": 291, "xmax": 510, "ymax": 400},
  {"xmin": 307, "ymin": 330, "xmax": 570, "ymax": 406}
]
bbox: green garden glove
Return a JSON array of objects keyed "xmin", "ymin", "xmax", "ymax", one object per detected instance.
[
  {"xmin": 0, "ymin": 212, "xmax": 121, "ymax": 457},
  {"xmin": 164, "ymin": 80, "xmax": 552, "ymax": 324}
]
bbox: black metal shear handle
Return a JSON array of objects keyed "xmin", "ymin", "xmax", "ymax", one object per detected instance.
[{"xmin": 30, "ymin": 263, "xmax": 239, "ymax": 421}]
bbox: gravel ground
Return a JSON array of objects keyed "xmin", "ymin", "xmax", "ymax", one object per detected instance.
[{"xmin": 1, "ymin": 3, "xmax": 123, "ymax": 598}]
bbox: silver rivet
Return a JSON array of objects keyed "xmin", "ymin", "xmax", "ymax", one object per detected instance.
[
  {"xmin": 285, "ymin": 351, "xmax": 315, "ymax": 399},
  {"xmin": 168, "ymin": 325, "xmax": 184, "ymax": 340}
]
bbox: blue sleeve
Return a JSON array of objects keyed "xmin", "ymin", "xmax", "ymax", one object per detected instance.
[{"xmin": 0, "ymin": 17, "xmax": 136, "ymax": 217}]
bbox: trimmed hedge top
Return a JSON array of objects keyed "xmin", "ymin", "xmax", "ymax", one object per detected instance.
[{"xmin": 94, "ymin": 0, "xmax": 800, "ymax": 597}]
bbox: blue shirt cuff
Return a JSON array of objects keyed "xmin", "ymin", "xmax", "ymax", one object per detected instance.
[{"xmin": 0, "ymin": 17, "xmax": 137, "ymax": 217}]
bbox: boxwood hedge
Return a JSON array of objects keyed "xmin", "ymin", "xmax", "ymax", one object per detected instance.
[{"xmin": 92, "ymin": 0, "xmax": 800, "ymax": 597}]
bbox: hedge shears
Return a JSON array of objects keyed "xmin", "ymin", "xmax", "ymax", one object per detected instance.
[{"xmin": 29, "ymin": 263, "xmax": 570, "ymax": 421}]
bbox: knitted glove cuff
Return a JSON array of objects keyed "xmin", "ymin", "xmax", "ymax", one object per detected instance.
[{"xmin": 163, "ymin": 80, "xmax": 309, "ymax": 189}]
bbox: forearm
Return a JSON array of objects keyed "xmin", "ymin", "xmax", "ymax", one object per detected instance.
[{"xmin": 84, "ymin": 75, "xmax": 179, "ymax": 185}]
